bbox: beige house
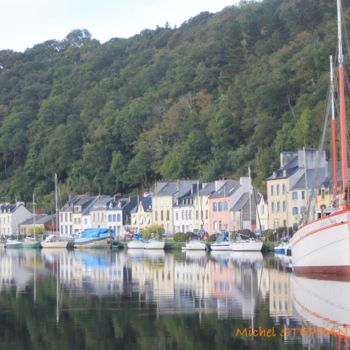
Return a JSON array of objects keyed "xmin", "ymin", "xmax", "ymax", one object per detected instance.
[
  {"xmin": 192, "ymin": 182, "xmax": 215, "ymax": 233},
  {"xmin": 153, "ymin": 181, "xmax": 197, "ymax": 235},
  {"xmin": 267, "ymin": 148, "xmax": 327, "ymax": 230},
  {"xmin": 130, "ymin": 196, "xmax": 153, "ymax": 230},
  {"xmin": 90, "ymin": 196, "xmax": 113, "ymax": 228},
  {"xmin": 0, "ymin": 202, "xmax": 32, "ymax": 236}
]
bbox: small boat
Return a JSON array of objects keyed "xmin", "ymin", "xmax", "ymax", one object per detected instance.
[
  {"xmin": 230, "ymin": 237, "xmax": 263, "ymax": 252},
  {"xmin": 183, "ymin": 239, "xmax": 207, "ymax": 251},
  {"xmin": 274, "ymin": 241, "xmax": 290, "ymax": 255},
  {"xmin": 22, "ymin": 237, "xmax": 41, "ymax": 249},
  {"xmin": 41, "ymin": 234, "xmax": 69, "ymax": 249},
  {"xmin": 144, "ymin": 238, "xmax": 165, "ymax": 250},
  {"xmin": 74, "ymin": 228, "xmax": 112, "ymax": 249},
  {"xmin": 5, "ymin": 239, "xmax": 22, "ymax": 249},
  {"xmin": 127, "ymin": 233, "xmax": 145, "ymax": 249},
  {"xmin": 111, "ymin": 240, "xmax": 124, "ymax": 250},
  {"xmin": 210, "ymin": 233, "xmax": 231, "ymax": 251}
]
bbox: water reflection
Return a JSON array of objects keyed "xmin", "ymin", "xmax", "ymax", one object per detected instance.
[{"xmin": 0, "ymin": 248, "xmax": 348, "ymax": 349}]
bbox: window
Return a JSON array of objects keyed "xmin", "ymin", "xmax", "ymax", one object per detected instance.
[
  {"xmin": 292, "ymin": 207, "xmax": 299, "ymax": 215},
  {"xmin": 108, "ymin": 214, "xmax": 112, "ymax": 222},
  {"xmin": 206, "ymin": 210, "xmax": 208, "ymax": 219},
  {"xmin": 271, "ymin": 185, "xmax": 274, "ymax": 196},
  {"xmin": 271, "ymin": 202, "xmax": 275, "ymax": 213},
  {"xmin": 113, "ymin": 214, "xmax": 116, "ymax": 222},
  {"xmin": 223, "ymin": 201, "xmax": 228, "ymax": 211},
  {"xmin": 196, "ymin": 210, "xmax": 198, "ymax": 220},
  {"xmin": 161, "ymin": 210, "xmax": 163, "ymax": 221},
  {"xmin": 117, "ymin": 214, "xmax": 121, "ymax": 222},
  {"xmin": 321, "ymin": 189, "xmax": 324, "ymax": 199},
  {"xmin": 282, "ymin": 184, "xmax": 286, "ymax": 194},
  {"xmin": 276, "ymin": 184, "xmax": 280, "ymax": 196},
  {"xmin": 302, "ymin": 191, "xmax": 305, "ymax": 200},
  {"xmin": 218, "ymin": 202, "xmax": 222, "ymax": 211},
  {"xmin": 282, "ymin": 201, "xmax": 286, "ymax": 212},
  {"xmin": 176, "ymin": 212, "xmax": 178, "ymax": 221},
  {"xmin": 261, "ymin": 205, "xmax": 265, "ymax": 215},
  {"xmin": 277, "ymin": 201, "xmax": 280, "ymax": 212},
  {"xmin": 213, "ymin": 203, "xmax": 217, "ymax": 212},
  {"xmin": 166, "ymin": 210, "xmax": 169, "ymax": 221},
  {"xmin": 292, "ymin": 192, "xmax": 298, "ymax": 200},
  {"xmin": 155, "ymin": 211, "xmax": 158, "ymax": 221}
]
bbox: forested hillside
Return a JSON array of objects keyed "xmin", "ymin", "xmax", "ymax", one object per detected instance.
[{"xmin": 0, "ymin": 0, "xmax": 348, "ymax": 207}]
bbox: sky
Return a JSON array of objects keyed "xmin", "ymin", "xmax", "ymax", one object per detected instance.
[{"xmin": 1, "ymin": 0, "xmax": 241, "ymax": 52}]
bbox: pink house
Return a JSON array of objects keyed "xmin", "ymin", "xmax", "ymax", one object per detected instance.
[{"xmin": 208, "ymin": 178, "xmax": 251, "ymax": 235}]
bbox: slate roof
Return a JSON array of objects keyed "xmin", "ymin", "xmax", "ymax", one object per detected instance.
[
  {"xmin": 0, "ymin": 203, "xmax": 17, "ymax": 213},
  {"xmin": 21, "ymin": 214, "xmax": 55, "ymax": 225},
  {"xmin": 209, "ymin": 180, "xmax": 240, "ymax": 199},
  {"xmin": 130, "ymin": 196, "xmax": 152, "ymax": 213},
  {"xmin": 292, "ymin": 168, "xmax": 327, "ymax": 189},
  {"xmin": 89, "ymin": 196, "xmax": 113, "ymax": 211},
  {"xmin": 199, "ymin": 182, "xmax": 215, "ymax": 196}
]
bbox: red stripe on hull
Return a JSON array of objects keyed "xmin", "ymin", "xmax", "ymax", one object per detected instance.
[
  {"xmin": 291, "ymin": 221, "xmax": 348, "ymax": 248},
  {"xmin": 294, "ymin": 266, "xmax": 350, "ymax": 281}
]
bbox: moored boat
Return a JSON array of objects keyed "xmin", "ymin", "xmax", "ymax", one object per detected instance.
[
  {"xmin": 183, "ymin": 239, "xmax": 207, "ymax": 251},
  {"xmin": 210, "ymin": 233, "xmax": 231, "ymax": 251},
  {"xmin": 74, "ymin": 228, "xmax": 112, "ymax": 249},
  {"xmin": 41, "ymin": 234, "xmax": 69, "ymax": 249},
  {"xmin": 144, "ymin": 238, "xmax": 165, "ymax": 250},
  {"xmin": 230, "ymin": 239, "xmax": 263, "ymax": 252},
  {"xmin": 291, "ymin": 0, "xmax": 350, "ymax": 276},
  {"xmin": 5, "ymin": 239, "xmax": 22, "ymax": 249},
  {"xmin": 22, "ymin": 237, "xmax": 41, "ymax": 249}
]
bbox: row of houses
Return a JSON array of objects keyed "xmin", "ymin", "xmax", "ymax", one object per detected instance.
[{"xmin": 0, "ymin": 148, "xmax": 334, "ymax": 237}]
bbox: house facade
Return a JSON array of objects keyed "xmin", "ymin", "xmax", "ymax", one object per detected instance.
[
  {"xmin": 267, "ymin": 148, "xmax": 327, "ymax": 229},
  {"xmin": 131, "ymin": 196, "xmax": 153, "ymax": 231},
  {"xmin": 0, "ymin": 203, "xmax": 32, "ymax": 236}
]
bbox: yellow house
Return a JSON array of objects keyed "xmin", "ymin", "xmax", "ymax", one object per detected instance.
[
  {"xmin": 267, "ymin": 149, "xmax": 328, "ymax": 230},
  {"xmin": 131, "ymin": 196, "xmax": 153, "ymax": 230},
  {"xmin": 90, "ymin": 196, "xmax": 113, "ymax": 228},
  {"xmin": 152, "ymin": 181, "xmax": 198, "ymax": 235}
]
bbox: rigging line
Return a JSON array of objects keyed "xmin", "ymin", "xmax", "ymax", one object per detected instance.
[{"xmin": 304, "ymin": 86, "xmax": 332, "ymax": 223}]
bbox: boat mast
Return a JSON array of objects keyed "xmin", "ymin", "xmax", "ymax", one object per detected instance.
[
  {"xmin": 330, "ymin": 55, "xmax": 338, "ymax": 199},
  {"xmin": 33, "ymin": 192, "xmax": 36, "ymax": 240},
  {"xmin": 337, "ymin": 0, "xmax": 348, "ymax": 206},
  {"xmin": 248, "ymin": 166, "xmax": 252, "ymax": 232},
  {"xmin": 55, "ymin": 173, "xmax": 59, "ymax": 236}
]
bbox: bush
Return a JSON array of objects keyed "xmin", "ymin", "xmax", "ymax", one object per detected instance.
[
  {"xmin": 173, "ymin": 232, "xmax": 187, "ymax": 242},
  {"xmin": 207, "ymin": 234, "xmax": 217, "ymax": 242},
  {"xmin": 143, "ymin": 224, "xmax": 164, "ymax": 239}
]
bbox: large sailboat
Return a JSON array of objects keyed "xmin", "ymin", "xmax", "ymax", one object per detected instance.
[{"xmin": 291, "ymin": 0, "xmax": 350, "ymax": 276}]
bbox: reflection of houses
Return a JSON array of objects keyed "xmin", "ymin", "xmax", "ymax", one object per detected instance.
[
  {"xmin": 269, "ymin": 268, "xmax": 293, "ymax": 318},
  {"xmin": 19, "ymin": 214, "xmax": 55, "ymax": 235},
  {"xmin": 0, "ymin": 202, "xmax": 32, "ymax": 236},
  {"xmin": 130, "ymin": 196, "xmax": 153, "ymax": 230}
]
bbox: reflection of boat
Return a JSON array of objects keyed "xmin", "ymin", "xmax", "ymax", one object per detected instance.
[
  {"xmin": 231, "ymin": 251, "xmax": 263, "ymax": 265},
  {"xmin": 292, "ymin": 275, "xmax": 350, "ymax": 339},
  {"xmin": 183, "ymin": 240, "xmax": 207, "ymax": 251},
  {"xmin": 185, "ymin": 250, "xmax": 207, "ymax": 261},
  {"xmin": 291, "ymin": 0, "xmax": 350, "ymax": 276},
  {"xmin": 74, "ymin": 228, "xmax": 112, "ymax": 249},
  {"xmin": 143, "ymin": 249, "xmax": 165, "ymax": 261},
  {"xmin": 144, "ymin": 238, "xmax": 165, "ymax": 250},
  {"xmin": 230, "ymin": 239, "xmax": 263, "ymax": 252}
]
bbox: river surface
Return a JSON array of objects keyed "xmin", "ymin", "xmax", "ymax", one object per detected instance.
[{"xmin": 0, "ymin": 248, "xmax": 348, "ymax": 350}]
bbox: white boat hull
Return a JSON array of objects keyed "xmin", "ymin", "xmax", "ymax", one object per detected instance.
[
  {"xmin": 5, "ymin": 239, "xmax": 22, "ymax": 248},
  {"xmin": 184, "ymin": 240, "xmax": 207, "ymax": 250},
  {"xmin": 41, "ymin": 240, "xmax": 69, "ymax": 248},
  {"xmin": 144, "ymin": 240, "xmax": 165, "ymax": 249},
  {"xmin": 210, "ymin": 242, "xmax": 231, "ymax": 251},
  {"xmin": 230, "ymin": 241, "xmax": 263, "ymax": 251},
  {"xmin": 127, "ymin": 240, "xmax": 145, "ymax": 249},
  {"xmin": 292, "ymin": 274, "xmax": 350, "ymax": 336},
  {"xmin": 291, "ymin": 209, "xmax": 350, "ymax": 275},
  {"xmin": 74, "ymin": 237, "xmax": 110, "ymax": 249}
]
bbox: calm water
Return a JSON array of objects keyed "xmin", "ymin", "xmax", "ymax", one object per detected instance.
[{"xmin": 0, "ymin": 248, "xmax": 348, "ymax": 350}]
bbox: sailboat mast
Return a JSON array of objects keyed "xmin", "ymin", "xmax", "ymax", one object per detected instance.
[
  {"xmin": 337, "ymin": 0, "xmax": 348, "ymax": 205},
  {"xmin": 330, "ymin": 55, "xmax": 338, "ymax": 198},
  {"xmin": 248, "ymin": 166, "xmax": 252, "ymax": 232},
  {"xmin": 55, "ymin": 173, "xmax": 59, "ymax": 236},
  {"xmin": 33, "ymin": 192, "xmax": 36, "ymax": 240}
]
